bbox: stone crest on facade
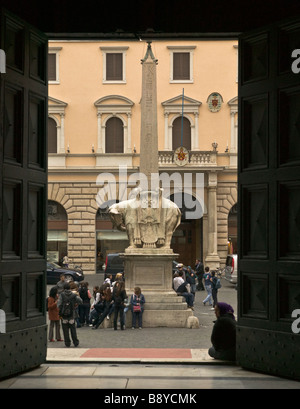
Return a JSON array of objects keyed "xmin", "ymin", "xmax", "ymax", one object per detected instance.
[{"xmin": 207, "ymin": 92, "xmax": 223, "ymax": 112}]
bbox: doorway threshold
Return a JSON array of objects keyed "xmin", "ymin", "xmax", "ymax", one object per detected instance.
[{"xmin": 46, "ymin": 347, "xmax": 236, "ymax": 365}]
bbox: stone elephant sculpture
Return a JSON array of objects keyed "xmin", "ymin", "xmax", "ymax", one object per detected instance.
[{"xmin": 108, "ymin": 189, "xmax": 181, "ymax": 249}]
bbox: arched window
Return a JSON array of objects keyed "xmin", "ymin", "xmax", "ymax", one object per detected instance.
[
  {"xmin": 172, "ymin": 116, "xmax": 191, "ymax": 150},
  {"xmin": 105, "ymin": 117, "xmax": 124, "ymax": 153},
  {"xmin": 48, "ymin": 117, "xmax": 57, "ymax": 153}
]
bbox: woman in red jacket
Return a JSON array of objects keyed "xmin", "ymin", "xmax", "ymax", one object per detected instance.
[{"xmin": 48, "ymin": 286, "xmax": 63, "ymax": 342}]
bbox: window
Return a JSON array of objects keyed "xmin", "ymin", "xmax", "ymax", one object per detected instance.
[
  {"xmin": 105, "ymin": 117, "xmax": 124, "ymax": 153},
  {"xmin": 162, "ymin": 94, "xmax": 201, "ymax": 150},
  {"xmin": 94, "ymin": 95, "xmax": 134, "ymax": 154},
  {"xmin": 168, "ymin": 46, "xmax": 195, "ymax": 83},
  {"xmin": 48, "ymin": 47, "xmax": 62, "ymax": 84},
  {"xmin": 48, "ymin": 53, "xmax": 56, "ymax": 81},
  {"xmin": 48, "ymin": 117, "xmax": 57, "ymax": 153},
  {"xmin": 173, "ymin": 52, "xmax": 190, "ymax": 80},
  {"xmin": 172, "ymin": 116, "xmax": 191, "ymax": 150},
  {"xmin": 100, "ymin": 47, "xmax": 128, "ymax": 83},
  {"xmin": 106, "ymin": 53, "xmax": 123, "ymax": 80}
]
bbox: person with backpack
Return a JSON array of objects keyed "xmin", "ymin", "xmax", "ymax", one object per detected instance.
[
  {"xmin": 57, "ymin": 283, "xmax": 82, "ymax": 347},
  {"xmin": 78, "ymin": 282, "xmax": 92, "ymax": 326}
]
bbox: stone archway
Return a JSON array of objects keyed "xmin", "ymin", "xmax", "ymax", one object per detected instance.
[
  {"xmin": 48, "ymin": 183, "xmax": 99, "ymax": 274},
  {"xmin": 217, "ymin": 185, "xmax": 238, "ymax": 266}
]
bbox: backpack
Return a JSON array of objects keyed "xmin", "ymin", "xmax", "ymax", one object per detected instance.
[
  {"xmin": 215, "ymin": 278, "xmax": 222, "ymax": 289},
  {"xmin": 59, "ymin": 292, "xmax": 76, "ymax": 319},
  {"xmin": 79, "ymin": 286, "xmax": 90, "ymax": 303},
  {"xmin": 177, "ymin": 282, "xmax": 189, "ymax": 293}
]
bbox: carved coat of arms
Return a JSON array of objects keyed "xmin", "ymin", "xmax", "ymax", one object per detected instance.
[{"xmin": 174, "ymin": 146, "xmax": 189, "ymax": 166}]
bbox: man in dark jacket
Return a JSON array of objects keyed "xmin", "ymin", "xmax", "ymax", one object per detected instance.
[
  {"xmin": 195, "ymin": 259, "xmax": 204, "ymax": 290},
  {"xmin": 57, "ymin": 283, "xmax": 82, "ymax": 347}
]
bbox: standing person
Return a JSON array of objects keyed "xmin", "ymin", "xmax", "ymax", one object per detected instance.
[
  {"xmin": 203, "ymin": 266, "xmax": 213, "ymax": 306},
  {"xmin": 58, "ymin": 283, "xmax": 82, "ymax": 347},
  {"xmin": 208, "ymin": 302, "xmax": 236, "ymax": 361},
  {"xmin": 62, "ymin": 254, "xmax": 69, "ymax": 268},
  {"xmin": 112, "ymin": 280, "xmax": 127, "ymax": 330},
  {"xmin": 186, "ymin": 266, "xmax": 197, "ymax": 297},
  {"xmin": 78, "ymin": 282, "xmax": 92, "ymax": 326},
  {"xmin": 210, "ymin": 270, "xmax": 220, "ymax": 310},
  {"xmin": 48, "ymin": 287, "xmax": 63, "ymax": 342},
  {"xmin": 70, "ymin": 281, "xmax": 81, "ymax": 328},
  {"xmin": 131, "ymin": 287, "xmax": 145, "ymax": 329},
  {"xmin": 56, "ymin": 274, "xmax": 66, "ymax": 295},
  {"xmin": 175, "ymin": 263, "xmax": 187, "ymax": 281},
  {"xmin": 195, "ymin": 258, "xmax": 204, "ymax": 291}
]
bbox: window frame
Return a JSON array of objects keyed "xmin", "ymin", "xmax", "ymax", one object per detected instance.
[
  {"xmin": 168, "ymin": 46, "xmax": 196, "ymax": 84},
  {"xmin": 48, "ymin": 47, "xmax": 62, "ymax": 84},
  {"xmin": 100, "ymin": 46, "xmax": 128, "ymax": 84}
]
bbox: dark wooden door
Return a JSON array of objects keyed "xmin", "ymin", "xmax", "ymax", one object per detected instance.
[
  {"xmin": 0, "ymin": 9, "xmax": 48, "ymax": 378},
  {"xmin": 171, "ymin": 222, "xmax": 195, "ymax": 267},
  {"xmin": 237, "ymin": 16, "xmax": 300, "ymax": 380}
]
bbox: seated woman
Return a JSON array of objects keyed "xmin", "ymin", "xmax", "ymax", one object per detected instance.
[
  {"xmin": 92, "ymin": 287, "xmax": 114, "ymax": 329},
  {"xmin": 208, "ymin": 302, "xmax": 236, "ymax": 361}
]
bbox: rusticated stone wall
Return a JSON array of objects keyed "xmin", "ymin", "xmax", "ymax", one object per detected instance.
[{"xmin": 48, "ymin": 182, "xmax": 99, "ymax": 274}]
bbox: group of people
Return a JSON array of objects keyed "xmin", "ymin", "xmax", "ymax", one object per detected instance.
[
  {"xmin": 173, "ymin": 259, "xmax": 236, "ymax": 361},
  {"xmin": 173, "ymin": 260, "xmax": 221, "ymax": 311},
  {"xmin": 47, "ymin": 273, "xmax": 145, "ymax": 348},
  {"xmin": 48, "ymin": 262, "xmax": 236, "ymax": 362}
]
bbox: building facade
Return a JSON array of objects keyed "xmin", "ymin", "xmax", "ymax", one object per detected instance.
[{"xmin": 47, "ymin": 39, "xmax": 238, "ymax": 274}]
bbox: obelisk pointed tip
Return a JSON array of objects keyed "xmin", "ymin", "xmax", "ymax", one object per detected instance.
[{"xmin": 141, "ymin": 41, "xmax": 158, "ymax": 64}]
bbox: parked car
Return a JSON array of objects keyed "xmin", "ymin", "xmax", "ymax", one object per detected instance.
[
  {"xmin": 224, "ymin": 254, "xmax": 238, "ymax": 284},
  {"xmin": 47, "ymin": 262, "xmax": 84, "ymax": 285},
  {"xmin": 104, "ymin": 253, "xmax": 124, "ymax": 280}
]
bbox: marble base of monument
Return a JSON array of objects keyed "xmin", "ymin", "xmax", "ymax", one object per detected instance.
[{"xmin": 121, "ymin": 250, "xmax": 197, "ymax": 328}]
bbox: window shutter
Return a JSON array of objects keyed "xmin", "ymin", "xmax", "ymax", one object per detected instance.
[
  {"xmin": 48, "ymin": 117, "xmax": 57, "ymax": 153},
  {"xmin": 173, "ymin": 53, "xmax": 190, "ymax": 80},
  {"xmin": 48, "ymin": 53, "xmax": 56, "ymax": 81},
  {"xmin": 172, "ymin": 116, "xmax": 191, "ymax": 150},
  {"xmin": 105, "ymin": 117, "xmax": 123, "ymax": 153},
  {"xmin": 106, "ymin": 53, "xmax": 123, "ymax": 80}
]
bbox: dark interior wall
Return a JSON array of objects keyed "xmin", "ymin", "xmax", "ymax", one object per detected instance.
[{"xmin": 1, "ymin": 0, "xmax": 300, "ymax": 36}]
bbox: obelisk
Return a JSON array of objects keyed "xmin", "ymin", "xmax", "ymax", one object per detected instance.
[
  {"xmin": 109, "ymin": 42, "xmax": 197, "ymax": 327},
  {"xmin": 139, "ymin": 42, "xmax": 159, "ymax": 191}
]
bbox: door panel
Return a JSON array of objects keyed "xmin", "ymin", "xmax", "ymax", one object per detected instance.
[
  {"xmin": 0, "ymin": 9, "xmax": 48, "ymax": 379},
  {"xmin": 237, "ymin": 17, "xmax": 300, "ymax": 380}
]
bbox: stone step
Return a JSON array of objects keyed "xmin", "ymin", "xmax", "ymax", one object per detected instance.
[
  {"xmin": 100, "ymin": 308, "xmax": 195, "ymax": 328},
  {"xmin": 144, "ymin": 303, "xmax": 188, "ymax": 310},
  {"xmin": 136, "ymin": 294, "xmax": 187, "ymax": 303}
]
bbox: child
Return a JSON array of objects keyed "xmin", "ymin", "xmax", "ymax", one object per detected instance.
[
  {"xmin": 48, "ymin": 286, "xmax": 63, "ymax": 342},
  {"xmin": 130, "ymin": 287, "xmax": 145, "ymax": 329}
]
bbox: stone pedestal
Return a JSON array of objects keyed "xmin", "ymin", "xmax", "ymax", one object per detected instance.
[{"xmin": 122, "ymin": 250, "xmax": 196, "ymax": 328}]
